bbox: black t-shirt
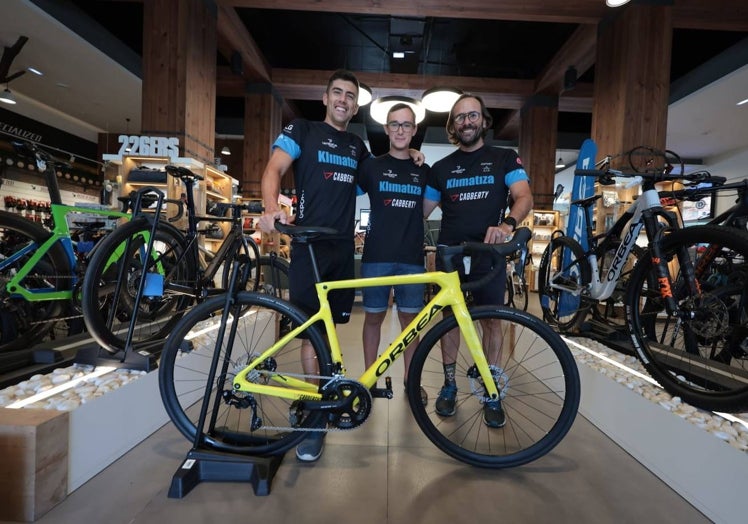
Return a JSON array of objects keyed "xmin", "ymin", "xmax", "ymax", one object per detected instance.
[
  {"xmin": 358, "ymin": 154, "xmax": 430, "ymax": 265},
  {"xmin": 274, "ymin": 119, "xmax": 370, "ymax": 239},
  {"xmin": 426, "ymin": 145, "xmax": 527, "ymax": 245}
]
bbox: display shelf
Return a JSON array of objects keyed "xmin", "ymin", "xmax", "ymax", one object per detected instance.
[{"xmin": 530, "ymin": 209, "xmax": 560, "ymax": 258}]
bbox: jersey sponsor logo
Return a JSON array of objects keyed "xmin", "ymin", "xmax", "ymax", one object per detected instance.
[
  {"xmin": 445, "ymin": 174, "xmax": 495, "ymax": 189},
  {"xmin": 324, "ymin": 171, "xmax": 355, "ymax": 183},
  {"xmin": 384, "ymin": 198, "xmax": 417, "ymax": 208},
  {"xmin": 321, "ymin": 138, "xmax": 338, "ymax": 149},
  {"xmin": 283, "ymin": 123, "xmax": 294, "ymax": 132},
  {"xmin": 516, "ymin": 156, "xmax": 523, "ymax": 165},
  {"xmin": 450, "ymin": 164, "xmax": 466, "ymax": 175},
  {"xmin": 382, "ymin": 169, "xmax": 397, "ymax": 179},
  {"xmin": 454, "ymin": 191, "xmax": 489, "ymax": 201},
  {"xmin": 481, "ymin": 162, "xmax": 493, "ymax": 173},
  {"xmin": 318, "ymin": 150, "xmax": 358, "ymax": 168},
  {"xmin": 378, "ymin": 180, "xmax": 423, "ymax": 195}
]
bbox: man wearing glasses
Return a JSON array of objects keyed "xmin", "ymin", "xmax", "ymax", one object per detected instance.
[
  {"xmin": 423, "ymin": 93, "xmax": 533, "ymax": 428},
  {"xmin": 357, "ymin": 103, "xmax": 430, "ymax": 404}
]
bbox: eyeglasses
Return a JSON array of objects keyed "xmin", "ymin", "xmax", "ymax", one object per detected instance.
[
  {"xmin": 386, "ymin": 121, "xmax": 415, "ymax": 132},
  {"xmin": 453, "ymin": 111, "xmax": 481, "ymax": 124}
]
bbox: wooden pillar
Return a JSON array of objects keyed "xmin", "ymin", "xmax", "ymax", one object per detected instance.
[
  {"xmin": 141, "ymin": 0, "xmax": 217, "ymax": 164},
  {"xmin": 591, "ymin": 4, "xmax": 673, "ymax": 165},
  {"xmin": 519, "ymin": 94, "xmax": 558, "ymax": 210},
  {"xmin": 242, "ymin": 83, "xmax": 284, "ymax": 198}
]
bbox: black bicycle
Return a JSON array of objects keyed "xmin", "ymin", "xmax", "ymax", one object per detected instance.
[{"xmin": 80, "ymin": 164, "xmax": 289, "ymax": 354}]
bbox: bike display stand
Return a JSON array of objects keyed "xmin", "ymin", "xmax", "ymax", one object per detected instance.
[
  {"xmin": 73, "ymin": 342, "xmax": 160, "ymax": 372},
  {"xmin": 168, "ymin": 447, "xmax": 285, "ymax": 498}
]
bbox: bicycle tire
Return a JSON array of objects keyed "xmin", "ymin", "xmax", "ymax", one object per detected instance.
[
  {"xmin": 81, "ymin": 217, "xmax": 195, "ymax": 353},
  {"xmin": 0, "ymin": 210, "xmax": 73, "ymax": 351},
  {"xmin": 158, "ymin": 292, "xmax": 332, "ymax": 455},
  {"xmin": 626, "ymin": 225, "xmax": 748, "ymax": 412},
  {"xmin": 537, "ymin": 235, "xmax": 591, "ymax": 331},
  {"xmin": 406, "ymin": 305, "xmax": 580, "ymax": 468},
  {"xmin": 505, "ymin": 272, "xmax": 528, "ymax": 311}
]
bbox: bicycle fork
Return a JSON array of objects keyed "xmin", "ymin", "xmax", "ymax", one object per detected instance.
[{"xmin": 451, "ymin": 302, "xmax": 501, "ymax": 400}]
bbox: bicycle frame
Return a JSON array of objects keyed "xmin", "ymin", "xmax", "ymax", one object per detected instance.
[
  {"xmin": 231, "ymin": 269, "xmax": 500, "ymax": 401},
  {"xmin": 2, "ymin": 203, "xmax": 128, "ymax": 301},
  {"xmin": 549, "ymin": 185, "xmax": 669, "ymax": 302}
]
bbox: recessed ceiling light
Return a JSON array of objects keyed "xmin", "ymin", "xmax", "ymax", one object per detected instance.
[
  {"xmin": 737, "ymin": 98, "xmax": 748, "ymax": 106},
  {"xmin": 56, "ymin": 82, "xmax": 69, "ymax": 88},
  {"xmin": 27, "ymin": 67, "xmax": 43, "ymax": 76},
  {"xmin": 392, "ymin": 51, "xmax": 405, "ymax": 59}
]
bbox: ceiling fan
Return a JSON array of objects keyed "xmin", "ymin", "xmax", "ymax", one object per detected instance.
[{"xmin": 0, "ymin": 36, "xmax": 29, "ymax": 84}]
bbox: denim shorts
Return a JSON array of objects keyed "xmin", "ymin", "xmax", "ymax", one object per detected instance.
[{"xmin": 361, "ymin": 262, "xmax": 425, "ymax": 313}]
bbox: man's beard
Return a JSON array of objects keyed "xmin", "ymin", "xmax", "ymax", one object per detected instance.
[{"xmin": 457, "ymin": 126, "xmax": 482, "ymax": 148}]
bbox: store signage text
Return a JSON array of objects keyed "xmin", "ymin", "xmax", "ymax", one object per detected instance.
[
  {"xmin": 0, "ymin": 121, "xmax": 43, "ymax": 143},
  {"xmin": 118, "ymin": 135, "xmax": 179, "ymax": 158}
]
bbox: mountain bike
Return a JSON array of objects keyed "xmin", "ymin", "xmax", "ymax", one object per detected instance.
[
  {"xmin": 626, "ymin": 178, "xmax": 748, "ymax": 412},
  {"xmin": 81, "ymin": 164, "xmax": 289, "ymax": 355},
  {"xmin": 537, "ymin": 152, "xmax": 713, "ymax": 333},
  {"xmin": 0, "ymin": 141, "xmax": 138, "ymax": 352},
  {"xmin": 157, "ymin": 225, "xmax": 581, "ymax": 469}
]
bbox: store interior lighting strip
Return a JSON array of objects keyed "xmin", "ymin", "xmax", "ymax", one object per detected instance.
[{"xmin": 562, "ymin": 335, "xmax": 748, "ymax": 431}]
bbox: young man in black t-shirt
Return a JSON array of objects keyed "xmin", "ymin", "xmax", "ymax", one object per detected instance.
[
  {"xmin": 423, "ymin": 93, "xmax": 533, "ymax": 428},
  {"xmin": 358, "ymin": 103, "xmax": 429, "ymax": 403}
]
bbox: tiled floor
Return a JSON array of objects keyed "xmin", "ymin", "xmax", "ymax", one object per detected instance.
[{"xmin": 10, "ymin": 299, "xmax": 709, "ymax": 524}]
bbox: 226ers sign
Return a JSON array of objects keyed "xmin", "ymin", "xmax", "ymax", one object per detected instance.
[{"xmin": 118, "ymin": 135, "xmax": 179, "ymax": 158}]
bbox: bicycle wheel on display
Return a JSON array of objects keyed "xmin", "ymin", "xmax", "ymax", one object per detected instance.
[
  {"xmin": 406, "ymin": 305, "xmax": 580, "ymax": 468},
  {"xmin": 505, "ymin": 272, "xmax": 528, "ymax": 311},
  {"xmin": 158, "ymin": 292, "xmax": 332, "ymax": 456},
  {"xmin": 81, "ymin": 217, "xmax": 196, "ymax": 354},
  {"xmin": 537, "ymin": 235, "xmax": 591, "ymax": 332},
  {"xmin": 0, "ymin": 210, "xmax": 73, "ymax": 351},
  {"xmin": 626, "ymin": 225, "xmax": 748, "ymax": 412}
]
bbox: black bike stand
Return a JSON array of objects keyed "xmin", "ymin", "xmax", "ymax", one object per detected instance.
[
  {"xmin": 168, "ymin": 447, "xmax": 285, "ymax": 498},
  {"xmin": 73, "ymin": 342, "xmax": 161, "ymax": 372}
]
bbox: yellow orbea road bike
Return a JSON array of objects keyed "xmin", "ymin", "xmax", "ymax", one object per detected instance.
[{"xmin": 158, "ymin": 225, "xmax": 580, "ymax": 468}]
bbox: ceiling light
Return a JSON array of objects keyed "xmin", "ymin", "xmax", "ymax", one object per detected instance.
[
  {"xmin": 392, "ymin": 51, "xmax": 405, "ymax": 59},
  {"xmin": 221, "ymin": 146, "xmax": 231, "ymax": 155},
  {"xmin": 124, "ymin": 118, "xmax": 131, "ymax": 152},
  {"xmin": 737, "ymin": 98, "xmax": 748, "ymax": 106},
  {"xmin": 606, "ymin": 0, "xmax": 632, "ymax": 6},
  {"xmin": 421, "ymin": 86, "xmax": 462, "ymax": 112},
  {"xmin": 27, "ymin": 67, "xmax": 43, "ymax": 76},
  {"xmin": 369, "ymin": 96, "xmax": 426, "ymax": 125},
  {"xmin": 358, "ymin": 83, "xmax": 372, "ymax": 106},
  {"xmin": 556, "ymin": 157, "xmax": 565, "ymax": 168},
  {"xmin": 0, "ymin": 87, "xmax": 16, "ymax": 105}
]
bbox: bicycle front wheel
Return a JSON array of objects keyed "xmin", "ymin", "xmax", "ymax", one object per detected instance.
[
  {"xmin": 81, "ymin": 217, "xmax": 195, "ymax": 353},
  {"xmin": 537, "ymin": 235, "xmax": 590, "ymax": 332},
  {"xmin": 407, "ymin": 306, "xmax": 580, "ymax": 468},
  {"xmin": 158, "ymin": 292, "xmax": 333, "ymax": 456},
  {"xmin": 627, "ymin": 225, "xmax": 748, "ymax": 412}
]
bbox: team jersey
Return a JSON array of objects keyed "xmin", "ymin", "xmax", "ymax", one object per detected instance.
[
  {"xmin": 424, "ymin": 145, "xmax": 529, "ymax": 245},
  {"xmin": 358, "ymin": 154, "xmax": 429, "ymax": 265},
  {"xmin": 273, "ymin": 119, "xmax": 370, "ymax": 239}
]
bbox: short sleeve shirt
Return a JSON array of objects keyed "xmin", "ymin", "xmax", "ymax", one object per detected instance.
[
  {"xmin": 273, "ymin": 119, "xmax": 370, "ymax": 239},
  {"xmin": 357, "ymin": 154, "xmax": 430, "ymax": 265},
  {"xmin": 425, "ymin": 145, "xmax": 529, "ymax": 245}
]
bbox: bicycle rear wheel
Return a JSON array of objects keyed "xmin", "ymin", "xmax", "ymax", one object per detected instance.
[
  {"xmin": 537, "ymin": 235, "xmax": 590, "ymax": 331},
  {"xmin": 81, "ymin": 217, "xmax": 195, "ymax": 353},
  {"xmin": 406, "ymin": 306, "xmax": 580, "ymax": 468},
  {"xmin": 158, "ymin": 292, "xmax": 332, "ymax": 455},
  {"xmin": 0, "ymin": 210, "xmax": 72, "ymax": 351},
  {"xmin": 627, "ymin": 225, "xmax": 748, "ymax": 412}
]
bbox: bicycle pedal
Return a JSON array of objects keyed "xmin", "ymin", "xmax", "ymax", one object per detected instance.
[{"xmin": 370, "ymin": 376, "xmax": 393, "ymax": 399}]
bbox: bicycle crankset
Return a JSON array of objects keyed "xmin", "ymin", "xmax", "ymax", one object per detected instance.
[{"xmin": 302, "ymin": 378, "xmax": 372, "ymax": 430}]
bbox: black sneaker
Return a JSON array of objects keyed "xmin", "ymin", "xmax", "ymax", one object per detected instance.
[
  {"xmin": 435, "ymin": 384, "xmax": 457, "ymax": 416},
  {"xmin": 483, "ymin": 399, "xmax": 506, "ymax": 428},
  {"xmin": 296, "ymin": 432, "xmax": 325, "ymax": 462}
]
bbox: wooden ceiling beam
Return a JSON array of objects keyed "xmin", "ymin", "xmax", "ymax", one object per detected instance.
[{"xmin": 222, "ymin": 0, "xmax": 748, "ymax": 31}]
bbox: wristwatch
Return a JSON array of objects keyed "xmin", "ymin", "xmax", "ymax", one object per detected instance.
[{"xmin": 502, "ymin": 216, "xmax": 517, "ymax": 231}]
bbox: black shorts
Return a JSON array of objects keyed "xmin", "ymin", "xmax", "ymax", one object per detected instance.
[
  {"xmin": 436, "ymin": 250, "xmax": 507, "ymax": 306},
  {"xmin": 289, "ymin": 239, "xmax": 355, "ymax": 324}
]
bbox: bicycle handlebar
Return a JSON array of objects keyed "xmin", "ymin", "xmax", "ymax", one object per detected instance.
[
  {"xmin": 575, "ymin": 167, "xmax": 719, "ymax": 185},
  {"xmin": 437, "ymin": 227, "xmax": 532, "ymax": 293}
]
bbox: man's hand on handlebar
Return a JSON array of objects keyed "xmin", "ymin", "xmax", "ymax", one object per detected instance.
[{"xmin": 258, "ymin": 209, "xmax": 294, "ymax": 233}]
